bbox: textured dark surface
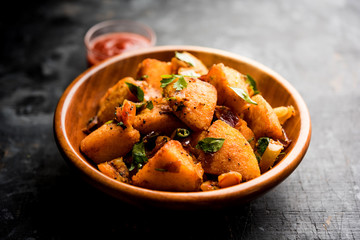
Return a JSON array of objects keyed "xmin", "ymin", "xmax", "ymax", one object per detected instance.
[{"xmin": 1, "ymin": 0, "xmax": 360, "ymax": 239}]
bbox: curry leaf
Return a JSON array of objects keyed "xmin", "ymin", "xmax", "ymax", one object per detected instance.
[
  {"xmin": 246, "ymin": 74, "xmax": 260, "ymax": 95},
  {"xmin": 125, "ymin": 82, "xmax": 144, "ymax": 102},
  {"xmin": 229, "ymin": 86, "xmax": 257, "ymax": 105}
]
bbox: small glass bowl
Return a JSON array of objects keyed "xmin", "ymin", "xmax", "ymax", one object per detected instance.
[{"xmin": 84, "ymin": 20, "xmax": 156, "ymax": 66}]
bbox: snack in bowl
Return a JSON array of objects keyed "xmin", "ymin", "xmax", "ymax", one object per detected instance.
[
  {"xmin": 79, "ymin": 51, "xmax": 295, "ymax": 192},
  {"xmin": 54, "ymin": 46, "xmax": 311, "ymax": 209}
]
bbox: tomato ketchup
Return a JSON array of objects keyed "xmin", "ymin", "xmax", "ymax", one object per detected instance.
[{"xmin": 87, "ymin": 32, "xmax": 152, "ymax": 65}]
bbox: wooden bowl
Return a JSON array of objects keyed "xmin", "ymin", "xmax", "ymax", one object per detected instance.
[{"xmin": 54, "ymin": 46, "xmax": 311, "ymax": 209}]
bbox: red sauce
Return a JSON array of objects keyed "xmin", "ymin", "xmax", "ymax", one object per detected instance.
[{"xmin": 87, "ymin": 32, "xmax": 151, "ymax": 65}]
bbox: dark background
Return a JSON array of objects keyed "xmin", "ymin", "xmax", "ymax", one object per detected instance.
[{"xmin": 1, "ymin": 0, "xmax": 359, "ymax": 239}]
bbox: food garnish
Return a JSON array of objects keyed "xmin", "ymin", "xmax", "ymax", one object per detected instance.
[
  {"xmin": 125, "ymin": 82, "xmax": 144, "ymax": 101},
  {"xmin": 80, "ymin": 51, "xmax": 295, "ymax": 192},
  {"xmin": 195, "ymin": 137, "xmax": 225, "ymax": 153},
  {"xmin": 229, "ymin": 86, "xmax": 257, "ymax": 105}
]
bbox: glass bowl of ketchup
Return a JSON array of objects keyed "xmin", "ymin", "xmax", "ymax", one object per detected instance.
[{"xmin": 84, "ymin": 20, "xmax": 156, "ymax": 66}]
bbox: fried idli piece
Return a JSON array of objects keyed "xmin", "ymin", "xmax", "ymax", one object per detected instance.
[
  {"xmin": 171, "ymin": 51, "xmax": 208, "ymax": 75},
  {"xmin": 202, "ymin": 63, "xmax": 250, "ymax": 115},
  {"xmin": 132, "ymin": 140, "xmax": 204, "ymax": 191},
  {"xmin": 80, "ymin": 122, "xmax": 140, "ymax": 164},
  {"xmin": 163, "ymin": 77, "xmax": 217, "ymax": 131},
  {"xmin": 96, "ymin": 77, "xmax": 138, "ymax": 126},
  {"xmin": 234, "ymin": 118, "xmax": 256, "ymax": 149},
  {"xmin": 97, "ymin": 157, "xmax": 129, "ymax": 183},
  {"xmin": 197, "ymin": 120, "xmax": 260, "ymax": 181},
  {"xmin": 136, "ymin": 58, "xmax": 172, "ymax": 92},
  {"xmin": 244, "ymin": 94, "xmax": 284, "ymax": 141},
  {"xmin": 133, "ymin": 99, "xmax": 186, "ymax": 135},
  {"xmin": 95, "ymin": 77, "xmax": 162, "ymax": 127}
]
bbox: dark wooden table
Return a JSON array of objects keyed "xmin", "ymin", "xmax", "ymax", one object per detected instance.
[{"xmin": 1, "ymin": 0, "xmax": 359, "ymax": 239}]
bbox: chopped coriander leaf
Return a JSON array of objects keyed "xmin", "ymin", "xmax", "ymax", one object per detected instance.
[
  {"xmin": 146, "ymin": 100, "xmax": 153, "ymax": 110},
  {"xmin": 229, "ymin": 86, "xmax": 257, "ymax": 105},
  {"xmin": 246, "ymin": 74, "xmax": 259, "ymax": 95},
  {"xmin": 256, "ymin": 137, "xmax": 270, "ymax": 157},
  {"xmin": 196, "ymin": 137, "xmax": 225, "ymax": 153},
  {"xmin": 173, "ymin": 76, "xmax": 188, "ymax": 90},
  {"xmin": 175, "ymin": 51, "xmax": 196, "ymax": 67},
  {"xmin": 125, "ymin": 82, "xmax": 144, "ymax": 102},
  {"xmin": 161, "ymin": 74, "xmax": 189, "ymax": 90},
  {"xmin": 129, "ymin": 141, "xmax": 148, "ymax": 171},
  {"xmin": 175, "ymin": 128, "xmax": 190, "ymax": 138}
]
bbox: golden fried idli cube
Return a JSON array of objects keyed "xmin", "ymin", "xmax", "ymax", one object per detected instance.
[
  {"xmin": 244, "ymin": 94, "xmax": 284, "ymax": 140},
  {"xmin": 197, "ymin": 120, "xmax": 260, "ymax": 181},
  {"xmin": 132, "ymin": 140, "xmax": 203, "ymax": 191},
  {"xmin": 203, "ymin": 63, "xmax": 250, "ymax": 115},
  {"xmin": 96, "ymin": 77, "xmax": 138, "ymax": 126},
  {"xmin": 97, "ymin": 157, "xmax": 129, "ymax": 183},
  {"xmin": 133, "ymin": 102, "xmax": 186, "ymax": 135},
  {"xmin": 163, "ymin": 77, "xmax": 217, "ymax": 131},
  {"xmin": 234, "ymin": 118, "xmax": 256, "ymax": 149},
  {"xmin": 80, "ymin": 122, "xmax": 140, "ymax": 164},
  {"xmin": 136, "ymin": 58, "xmax": 172, "ymax": 91}
]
